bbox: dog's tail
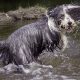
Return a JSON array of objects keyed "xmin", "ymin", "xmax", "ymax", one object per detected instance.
[
  {"xmin": 0, "ymin": 40, "xmax": 7, "ymax": 57},
  {"xmin": 0, "ymin": 40, "xmax": 7, "ymax": 50},
  {"xmin": 0, "ymin": 40, "xmax": 11, "ymax": 65},
  {"xmin": 0, "ymin": 40, "xmax": 5, "ymax": 49}
]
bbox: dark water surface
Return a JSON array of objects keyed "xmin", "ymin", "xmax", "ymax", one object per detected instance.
[
  {"xmin": 0, "ymin": 19, "xmax": 80, "ymax": 80},
  {"xmin": 0, "ymin": 20, "xmax": 35, "ymax": 40}
]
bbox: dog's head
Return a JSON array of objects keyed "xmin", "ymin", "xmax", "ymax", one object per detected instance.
[{"xmin": 47, "ymin": 4, "xmax": 80, "ymax": 33}]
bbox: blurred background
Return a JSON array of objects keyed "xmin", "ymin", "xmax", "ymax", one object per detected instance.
[{"xmin": 0, "ymin": 0, "xmax": 80, "ymax": 12}]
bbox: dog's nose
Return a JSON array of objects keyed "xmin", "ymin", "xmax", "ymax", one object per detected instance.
[{"xmin": 68, "ymin": 22, "xmax": 72, "ymax": 25}]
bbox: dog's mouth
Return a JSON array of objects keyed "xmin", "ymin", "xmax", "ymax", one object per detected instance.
[
  {"xmin": 66, "ymin": 25, "xmax": 73, "ymax": 30},
  {"xmin": 66, "ymin": 26, "xmax": 74, "ymax": 33}
]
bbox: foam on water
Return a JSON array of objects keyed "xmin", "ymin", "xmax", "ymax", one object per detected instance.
[
  {"xmin": 0, "ymin": 62, "xmax": 77, "ymax": 80},
  {"xmin": 16, "ymin": 62, "xmax": 77, "ymax": 80}
]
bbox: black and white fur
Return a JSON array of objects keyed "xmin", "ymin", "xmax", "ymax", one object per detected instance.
[{"xmin": 0, "ymin": 4, "xmax": 80, "ymax": 73}]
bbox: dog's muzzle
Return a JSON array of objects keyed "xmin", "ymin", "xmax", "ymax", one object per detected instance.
[{"xmin": 59, "ymin": 21, "xmax": 77, "ymax": 33}]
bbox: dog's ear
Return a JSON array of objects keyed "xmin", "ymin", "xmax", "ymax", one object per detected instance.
[
  {"xmin": 46, "ymin": 7, "xmax": 60, "ymax": 19},
  {"xmin": 46, "ymin": 7, "xmax": 55, "ymax": 18},
  {"xmin": 46, "ymin": 6, "xmax": 63, "ymax": 19},
  {"xmin": 68, "ymin": 5, "xmax": 80, "ymax": 21}
]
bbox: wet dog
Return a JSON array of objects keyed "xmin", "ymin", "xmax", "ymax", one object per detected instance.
[{"xmin": 0, "ymin": 4, "xmax": 80, "ymax": 73}]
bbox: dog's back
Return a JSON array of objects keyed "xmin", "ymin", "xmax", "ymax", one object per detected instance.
[{"xmin": 0, "ymin": 16, "xmax": 60, "ymax": 66}]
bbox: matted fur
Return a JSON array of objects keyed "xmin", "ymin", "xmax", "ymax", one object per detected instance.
[{"xmin": 0, "ymin": 4, "xmax": 80, "ymax": 68}]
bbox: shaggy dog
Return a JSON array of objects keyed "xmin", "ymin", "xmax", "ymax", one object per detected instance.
[{"xmin": 0, "ymin": 4, "xmax": 80, "ymax": 72}]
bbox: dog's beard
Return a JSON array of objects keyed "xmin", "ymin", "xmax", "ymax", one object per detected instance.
[{"xmin": 58, "ymin": 24, "xmax": 77, "ymax": 33}]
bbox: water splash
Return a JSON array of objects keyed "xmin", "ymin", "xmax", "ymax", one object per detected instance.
[{"xmin": 0, "ymin": 62, "xmax": 76, "ymax": 80}]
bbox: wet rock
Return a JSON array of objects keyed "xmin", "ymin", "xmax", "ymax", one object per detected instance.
[
  {"xmin": 0, "ymin": 13, "xmax": 13, "ymax": 25},
  {"xmin": 0, "ymin": 6, "xmax": 46, "ymax": 25},
  {"xmin": 7, "ymin": 6, "xmax": 46, "ymax": 20}
]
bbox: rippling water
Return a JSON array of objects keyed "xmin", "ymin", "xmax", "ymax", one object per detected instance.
[
  {"xmin": 0, "ymin": 20, "xmax": 80, "ymax": 80},
  {"xmin": 0, "ymin": 62, "xmax": 77, "ymax": 80}
]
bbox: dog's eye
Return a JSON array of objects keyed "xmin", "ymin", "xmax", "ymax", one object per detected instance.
[
  {"xmin": 57, "ymin": 20, "xmax": 61, "ymax": 25},
  {"xmin": 60, "ymin": 14, "xmax": 64, "ymax": 19},
  {"xmin": 61, "ymin": 14, "xmax": 64, "ymax": 17}
]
